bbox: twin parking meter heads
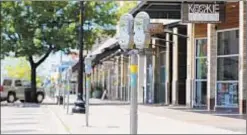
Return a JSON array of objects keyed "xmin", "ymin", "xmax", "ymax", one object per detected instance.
[{"xmin": 118, "ymin": 12, "xmax": 151, "ymax": 51}]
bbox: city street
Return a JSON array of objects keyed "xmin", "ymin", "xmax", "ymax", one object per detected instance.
[{"xmin": 1, "ymin": 97, "xmax": 246, "ymax": 134}]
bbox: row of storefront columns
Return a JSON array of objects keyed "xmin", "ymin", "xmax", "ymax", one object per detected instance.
[
  {"xmin": 172, "ymin": 27, "xmax": 179, "ymax": 105},
  {"xmin": 120, "ymin": 55, "xmax": 124, "ymax": 101},
  {"xmin": 138, "ymin": 54, "xmax": 145, "ymax": 103},
  {"xmin": 165, "ymin": 33, "xmax": 171, "ymax": 105},
  {"xmin": 239, "ymin": 0, "xmax": 247, "ymax": 114},
  {"xmin": 186, "ymin": 23, "xmax": 195, "ymax": 107},
  {"xmin": 207, "ymin": 24, "xmax": 217, "ymax": 111}
]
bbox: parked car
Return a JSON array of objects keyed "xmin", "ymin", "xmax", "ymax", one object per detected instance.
[{"xmin": 0, "ymin": 78, "xmax": 45, "ymax": 103}]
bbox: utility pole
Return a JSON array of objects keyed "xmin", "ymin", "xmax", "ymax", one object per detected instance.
[
  {"xmin": 0, "ymin": 0, "xmax": 2, "ymax": 85},
  {"xmin": 72, "ymin": 1, "xmax": 86, "ymax": 113}
]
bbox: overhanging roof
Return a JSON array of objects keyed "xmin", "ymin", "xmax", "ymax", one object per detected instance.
[
  {"xmin": 91, "ymin": 38, "xmax": 118, "ymax": 56},
  {"xmin": 130, "ymin": 1, "xmax": 182, "ymax": 19}
]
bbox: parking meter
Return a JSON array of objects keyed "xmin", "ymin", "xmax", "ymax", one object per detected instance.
[
  {"xmin": 118, "ymin": 13, "xmax": 134, "ymax": 50},
  {"xmin": 134, "ymin": 11, "xmax": 151, "ymax": 50}
]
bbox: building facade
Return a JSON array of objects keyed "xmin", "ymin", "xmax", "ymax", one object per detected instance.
[{"xmin": 87, "ymin": 1, "xmax": 246, "ymax": 114}]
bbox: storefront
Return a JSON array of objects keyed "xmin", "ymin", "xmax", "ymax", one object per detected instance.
[{"xmin": 186, "ymin": 2, "xmax": 247, "ymax": 114}]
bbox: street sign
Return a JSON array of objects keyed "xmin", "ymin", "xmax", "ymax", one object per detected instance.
[
  {"xmin": 134, "ymin": 11, "xmax": 151, "ymax": 50},
  {"xmin": 118, "ymin": 14, "xmax": 134, "ymax": 50}
]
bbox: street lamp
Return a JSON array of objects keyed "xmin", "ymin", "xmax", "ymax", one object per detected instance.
[{"xmin": 72, "ymin": 1, "xmax": 86, "ymax": 114}]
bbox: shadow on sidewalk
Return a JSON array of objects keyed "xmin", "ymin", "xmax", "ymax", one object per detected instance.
[
  {"xmin": 168, "ymin": 106, "xmax": 246, "ymax": 120},
  {"xmin": 0, "ymin": 103, "xmax": 41, "ymax": 108}
]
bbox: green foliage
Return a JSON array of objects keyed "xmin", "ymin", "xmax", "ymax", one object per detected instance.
[
  {"xmin": 116, "ymin": 1, "xmax": 138, "ymax": 18},
  {"xmin": 1, "ymin": 1, "xmax": 120, "ymax": 59},
  {"xmin": 4, "ymin": 57, "xmax": 44, "ymax": 87},
  {"xmin": 0, "ymin": 1, "xmax": 121, "ymax": 91}
]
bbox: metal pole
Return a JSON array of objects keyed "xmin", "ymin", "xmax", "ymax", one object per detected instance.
[
  {"xmin": 86, "ymin": 74, "xmax": 90, "ymax": 126},
  {"xmin": 63, "ymin": 80, "xmax": 66, "ymax": 109},
  {"xmin": 130, "ymin": 50, "xmax": 138, "ymax": 134},
  {"xmin": 78, "ymin": 0, "xmax": 84, "ymax": 100},
  {"xmin": 67, "ymin": 71, "xmax": 70, "ymax": 114}
]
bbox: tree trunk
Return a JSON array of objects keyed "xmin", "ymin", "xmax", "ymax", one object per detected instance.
[
  {"xmin": 31, "ymin": 64, "xmax": 37, "ymax": 93},
  {"xmin": 27, "ymin": 48, "xmax": 52, "ymax": 102}
]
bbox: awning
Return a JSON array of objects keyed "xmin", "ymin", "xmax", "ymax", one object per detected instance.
[
  {"xmin": 91, "ymin": 38, "xmax": 118, "ymax": 57},
  {"xmin": 130, "ymin": 1, "xmax": 182, "ymax": 19}
]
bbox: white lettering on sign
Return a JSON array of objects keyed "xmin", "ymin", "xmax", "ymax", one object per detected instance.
[
  {"xmin": 188, "ymin": 4, "xmax": 219, "ymax": 14},
  {"xmin": 188, "ymin": 4, "xmax": 220, "ymax": 22}
]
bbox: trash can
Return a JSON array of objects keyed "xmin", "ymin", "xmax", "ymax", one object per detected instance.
[{"xmin": 56, "ymin": 96, "xmax": 63, "ymax": 104}]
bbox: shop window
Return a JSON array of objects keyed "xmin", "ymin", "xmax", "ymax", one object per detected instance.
[
  {"xmin": 217, "ymin": 30, "xmax": 239, "ymax": 55},
  {"xmin": 195, "ymin": 38, "xmax": 207, "ymax": 106},
  {"xmin": 196, "ymin": 39, "xmax": 207, "ymax": 57},
  {"xmin": 217, "ymin": 57, "xmax": 239, "ymax": 80},
  {"xmin": 217, "ymin": 82, "xmax": 238, "ymax": 107},
  {"xmin": 196, "ymin": 58, "xmax": 207, "ymax": 79},
  {"xmin": 217, "ymin": 29, "xmax": 239, "ymax": 107},
  {"xmin": 195, "ymin": 81, "xmax": 207, "ymax": 105}
]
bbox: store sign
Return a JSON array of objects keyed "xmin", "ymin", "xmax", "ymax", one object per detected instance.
[{"xmin": 182, "ymin": 3, "xmax": 225, "ymax": 23}]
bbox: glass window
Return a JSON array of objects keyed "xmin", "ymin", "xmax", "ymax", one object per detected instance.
[
  {"xmin": 196, "ymin": 58, "xmax": 207, "ymax": 79},
  {"xmin": 15, "ymin": 80, "xmax": 22, "ymax": 86},
  {"xmin": 217, "ymin": 83, "xmax": 238, "ymax": 107},
  {"xmin": 195, "ymin": 81, "xmax": 207, "ymax": 105},
  {"xmin": 160, "ymin": 52, "xmax": 166, "ymax": 65},
  {"xmin": 196, "ymin": 39, "xmax": 207, "ymax": 57},
  {"xmin": 217, "ymin": 30, "xmax": 239, "ymax": 55},
  {"xmin": 160, "ymin": 67, "xmax": 166, "ymax": 83},
  {"xmin": 3, "ymin": 80, "xmax": 12, "ymax": 86},
  {"xmin": 217, "ymin": 57, "xmax": 238, "ymax": 81}
]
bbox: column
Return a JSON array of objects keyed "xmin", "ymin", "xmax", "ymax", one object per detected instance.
[
  {"xmin": 172, "ymin": 27, "xmax": 179, "ymax": 105},
  {"xmin": 138, "ymin": 53, "xmax": 145, "ymax": 103},
  {"xmin": 165, "ymin": 33, "xmax": 171, "ymax": 105},
  {"xmin": 207, "ymin": 24, "xmax": 217, "ymax": 111},
  {"xmin": 120, "ymin": 55, "xmax": 124, "ymax": 100},
  {"xmin": 151, "ymin": 39, "xmax": 156, "ymax": 103},
  {"xmin": 186, "ymin": 23, "xmax": 195, "ymax": 107},
  {"xmin": 114, "ymin": 56, "xmax": 119, "ymax": 100},
  {"xmin": 239, "ymin": 0, "xmax": 247, "ymax": 114}
]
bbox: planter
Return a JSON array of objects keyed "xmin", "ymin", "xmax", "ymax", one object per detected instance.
[{"xmin": 93, "ymin": 90, "xmax": 102, "ymax": 98}]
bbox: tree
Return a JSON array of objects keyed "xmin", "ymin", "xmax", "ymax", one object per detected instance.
[{"xmin": 1, "ymin": 1, "xmax": 119, "ymax": 96}]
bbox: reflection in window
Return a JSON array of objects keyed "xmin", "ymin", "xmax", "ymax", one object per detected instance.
[
  {"xmin": 217, "ymin": 83, "xmax": 238, "ymax": 107},
  {"xmin": 217, "ymin": 57, "xmax": 239, "ymax": 81},
  {"xmin": 196, "ymin": 39, "xmax": 207, "ymax": 57},
  {"xmin": 217, "ymin": 29, "xmax": 239, "ymax": 107},
  {"xmin": 217, "ymin": 30, "xmax": 239, "ymax": 55},
  {"xmin": 196, "ymin": 58, "xmax": 207, "ymax": 79},
  {"xmin": 195, "ymin": 81, "xmax": 207, "ymax": 105}
]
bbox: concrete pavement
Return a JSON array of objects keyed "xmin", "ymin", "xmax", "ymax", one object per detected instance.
[
  {"xmin": 46, "ymin": 97, "xmax": 246, "ymax": 134},
  {"xmin": 1, "ymin": 97, "xmax": 245, "ymax": 134},
  {"xmin": 1, "ymin": 102, "xmax": 69, "ymax": 134}
]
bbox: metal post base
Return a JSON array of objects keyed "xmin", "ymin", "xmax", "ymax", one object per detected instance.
[{"xmin": 72, "ymin": 95, "xmax": 86, "ymax": 113}]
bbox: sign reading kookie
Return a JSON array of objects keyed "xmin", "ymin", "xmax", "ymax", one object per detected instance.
[{"xmin": 182, "ymin": 2, "xmax": 226, "ymax": 23}]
